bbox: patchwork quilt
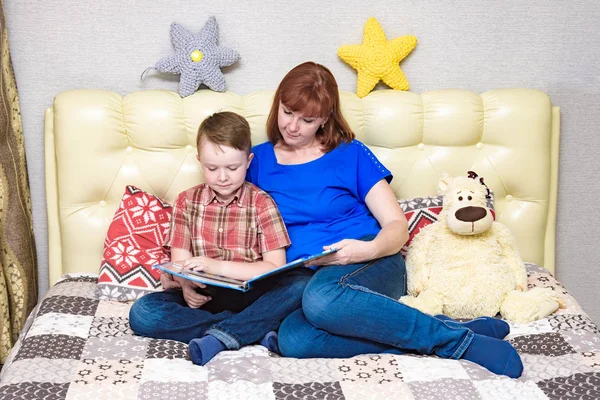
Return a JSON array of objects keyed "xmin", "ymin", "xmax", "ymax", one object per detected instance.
[{"xmin": 1, "ymin": 264, "xmax": 599, "ymax": 400}]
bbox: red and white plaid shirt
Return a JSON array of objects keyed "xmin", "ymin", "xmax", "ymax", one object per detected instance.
[{"xmin": 164, "ymin": 181, "xmax": 290, "ymax": 262}]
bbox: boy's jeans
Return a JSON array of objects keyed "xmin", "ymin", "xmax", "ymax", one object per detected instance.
[
  {"xmin": 278, "ymin": 249, "xmax": 474, "ymax": 359},
  {"xmin": 129, "ymin": 268, "xmax": 314, "ymax": 349}
]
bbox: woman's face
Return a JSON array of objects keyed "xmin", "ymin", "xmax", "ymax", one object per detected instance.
[{"xmin": 278, "ymin": 102, "xmax": 327, "ymax": 148}]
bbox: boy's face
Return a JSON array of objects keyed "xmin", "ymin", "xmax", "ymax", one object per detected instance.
[{"xmin": 197, "ymin": 140, "xmax": 254, "ymax": 203}]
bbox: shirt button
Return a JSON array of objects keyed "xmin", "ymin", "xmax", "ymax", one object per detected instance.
[{"xmin": 218, "ymin": 227, "xmax": 223, "ymax": 233}]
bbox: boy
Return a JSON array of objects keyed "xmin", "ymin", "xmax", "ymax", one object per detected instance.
[{"xmin": 129, "ymin": 112, "xmax": 313, "ymax": 366}]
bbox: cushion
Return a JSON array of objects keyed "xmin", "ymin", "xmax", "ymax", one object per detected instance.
[
  {"xmin": 399, "ymin": 194, "xmax": 495, "ymax": 257},
  {"xmin": 337, "ymin": 17, "xmax": 417, "ymax": 97},
  {"xmin": 96, "ymin": 186, "xmax": 172, "ymax": 301},
  {"xmin": 144, "ymin": 16, "xmax": 240, "ymax": 97}
]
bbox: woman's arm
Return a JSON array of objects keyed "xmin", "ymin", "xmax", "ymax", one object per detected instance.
[
  {"xmin": 309, "ymin": 179, "xmax": 408, "ymax": 266},
  {"xmin": 182, "ymin": 248, "xmax": 287, "ymax": 281},
  {"xmin": 363, "ymin": 179, "xmax": 409, "ymax": 258}
]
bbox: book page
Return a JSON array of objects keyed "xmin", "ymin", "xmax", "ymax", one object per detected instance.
[
  {"xmin": 156, "ymin": 262, "xmax": 247, "ymax": 290},
  {"xmin": 247, "ymin": 248, "xmax": 338, "ymax": 283},
  {"xmin": 154, "ymin": 247, "xmax": 337, "ymax": 291}
]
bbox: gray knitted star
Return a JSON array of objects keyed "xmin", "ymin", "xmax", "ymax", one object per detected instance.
[{"xmin": 149, "ymin": 17, "xmax": 240, "ymax": 97}]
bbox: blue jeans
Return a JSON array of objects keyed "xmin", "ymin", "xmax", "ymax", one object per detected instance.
[
  {"xmin": 278, "ymin": 251, "xmax": 474, "ymax": 359},
  {"xmin": 129, "ymin": 268, "xmax": 314, "ymax": 349}
]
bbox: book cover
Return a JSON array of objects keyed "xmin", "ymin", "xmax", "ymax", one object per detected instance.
[{"xmin": 154, "ymin": 248, "xmax": 338, "ymax": 292}]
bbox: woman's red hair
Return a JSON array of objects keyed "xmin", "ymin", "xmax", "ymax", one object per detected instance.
[{"xmin": 266, "ymin": 62, "xmax": 355, "ymax": 152}]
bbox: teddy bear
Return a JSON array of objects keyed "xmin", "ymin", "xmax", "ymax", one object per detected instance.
[{"xmin": 399, "ymin": 172, "xmax": 563, "ymax": 323}]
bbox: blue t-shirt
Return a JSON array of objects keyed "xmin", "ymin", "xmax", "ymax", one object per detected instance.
[{"xmin": 246, "ymin": 139, "xmax": 392, "ymax": 262}]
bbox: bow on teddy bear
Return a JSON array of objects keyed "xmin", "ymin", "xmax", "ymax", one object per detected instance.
[{"xmin": 400, "ymin": 172, "xmax": 564, "ymax": 323}]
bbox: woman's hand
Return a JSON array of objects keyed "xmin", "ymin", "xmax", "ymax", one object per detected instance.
[
  {"xmin": 183, "ymin": 256, "xmax": 221, "ymax": 275},
  {"xmin": 306, "ymin": 239, "xmax": 377, "ymax": 267},
  {"xmin": 180, "ymin": 279, "xmax": 212, "ymax": 308},
  {"xmin": 160, "ymin": 271, "xmax": 181, "ymax": 290}
]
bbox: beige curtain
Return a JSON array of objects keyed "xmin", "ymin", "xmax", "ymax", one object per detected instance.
[{"xmin": 0, "ymin": 1, "xmax": 38, "ymax": 367}]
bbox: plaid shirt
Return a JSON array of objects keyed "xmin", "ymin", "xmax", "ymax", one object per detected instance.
[{"xmin": 164, "ymin": 182, "xmax": 290, "ymax": 262}]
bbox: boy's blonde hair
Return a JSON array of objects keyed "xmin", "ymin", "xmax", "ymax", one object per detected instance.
[{"xmin": 196, "ymin": 111, "xmax": 252, "ymax": 154}]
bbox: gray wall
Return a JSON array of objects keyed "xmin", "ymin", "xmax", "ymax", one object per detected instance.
[{"xmin": 6, "ymin": 1, "xmax": 600, "ymax": 323}]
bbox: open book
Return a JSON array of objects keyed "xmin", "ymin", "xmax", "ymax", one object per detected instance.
[{"xmin": 153, "ymin": 248, "xmax": 338, "ymax": 292}]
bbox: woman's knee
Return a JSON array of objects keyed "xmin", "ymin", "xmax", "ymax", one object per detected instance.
[
  {"xmin": 302, "ymin": 255, "xmax": 407, "ymax": 328},
  {"xmin": 301, "ymin": 277, "xmax": 342, "ymax": 330},
  {"xmin": 279, "ymin": 309, "xmax": 326, "ymax": 358}
]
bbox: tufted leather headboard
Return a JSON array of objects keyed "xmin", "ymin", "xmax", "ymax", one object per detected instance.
[{"xmin": 45, "ymin": 89, "xmax": 559, "ymax": 285}]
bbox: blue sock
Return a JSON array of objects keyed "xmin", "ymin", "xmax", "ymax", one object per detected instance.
[
  {"xmin": 259, "ymin": 331, "xmax": 280, "ymax": 354},
  {"xmin": 188, "ymin": 335, "xmax": 226, "ymax": 366},
  {"xmin": 436, "ymin": 315, "xmax": 510, "ymax": 339},
  {"xmin": 461, "ymin": 334, "xmax": 523, "ymax": 378}
]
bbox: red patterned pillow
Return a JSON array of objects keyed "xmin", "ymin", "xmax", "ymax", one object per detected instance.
[
  {"xmin": 399, "ymin": 196, "xmax": 444, "ymax": 257},
  {"xmin": 96, "ymin": 186, "xmax": 172, "ymax": 301},
  {"xmin": 399, "ymin": 194, "xmax": 495, "ymax": 257}
]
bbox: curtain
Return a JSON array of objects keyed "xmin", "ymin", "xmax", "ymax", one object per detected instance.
[{"xmin": 0, "ymin": 2, "xmax": 38, "ymax": 367}]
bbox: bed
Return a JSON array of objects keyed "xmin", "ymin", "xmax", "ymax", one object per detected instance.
[{"xmin": 1, "ymin": 88, "xmax": 599, "ymax": 399}]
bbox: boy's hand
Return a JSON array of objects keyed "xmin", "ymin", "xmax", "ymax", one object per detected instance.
[
  {"xmin": 160, "ymin": 271, "xmax": 181, "ymax": 290},
  {"xmin": 180, "ymin": 279, "xmax": 212, "ymax": 308},
  {"xmin": 183, "ymin": 256, "xmax": 221, "ymax": 275}
]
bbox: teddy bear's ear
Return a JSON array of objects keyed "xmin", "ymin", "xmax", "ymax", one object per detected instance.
[{"xmin": 437, "ymin": 172, "xmax": 453, "ymax": 195}]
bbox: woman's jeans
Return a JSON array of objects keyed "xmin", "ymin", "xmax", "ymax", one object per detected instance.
[
  {"xmin": 129, "ymin": 268, "xmax": 314, "ymax": 350},
  {"xmin": 278, "ymin": 251, "xmax": 474, "ymax": 359}
]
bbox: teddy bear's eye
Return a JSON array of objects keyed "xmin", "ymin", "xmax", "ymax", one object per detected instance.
[
  {"xmin": 468, "ymin": 196, "xmax": 472, "ymax": 200},
  {"xmin": 458, "ymin": 196, "xmax": 463, "ymax": 201}
]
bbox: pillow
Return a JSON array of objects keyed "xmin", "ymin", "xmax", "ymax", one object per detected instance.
[
  {"xmin": 399, "ymin": 194, "xmax": 495, "ymax": 257},
  {"xmin": 143, "ymin": 16, "xmax": 240, "ymax": 97},
  {"xmin": 337, "ymin": 17, "xmax": 417, "ymax": 97},
  {"xmin": 96, "ymin": 186, "xmax": 172, "ymax": 301}
]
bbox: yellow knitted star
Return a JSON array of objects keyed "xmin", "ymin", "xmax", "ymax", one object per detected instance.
[{"xmin": 338, "ymin": 18, "xmax": 417, "ymax": 98}]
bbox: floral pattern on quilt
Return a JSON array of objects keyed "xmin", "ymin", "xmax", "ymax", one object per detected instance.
[{"xmin": 1, "ymin": 267, "xmax": 600, "ymax": 400}]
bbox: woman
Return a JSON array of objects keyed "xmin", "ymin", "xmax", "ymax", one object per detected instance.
[{"xmin": 246, "ymin": 61, "xmax": 523, "ymax": 378}]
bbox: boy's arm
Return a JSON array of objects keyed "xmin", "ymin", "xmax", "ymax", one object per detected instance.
[
  {"xmin": 183, "ymin": 248, "xmax": 287, "ymax": 281},
  {"xmin": 165, "ymin": 247, "xmax": 193, "ymax": 288},
  {"xmin": 172, "ymin": 247, "xmax": 193, "ymax": 260},
  {"xmin": 170, "ymin": 247, "xmax": 213, "ymax": 308},
  {"xmin": 170, "ymin": 247, "xmax": 211, "ymax": 288},
  {"xmin": 162, "ymin": 192, "xmax": 194, "ymax": 289},
  {"xmin": 162, "ymin": 190, "xmax": 211, "ymax": 308}
]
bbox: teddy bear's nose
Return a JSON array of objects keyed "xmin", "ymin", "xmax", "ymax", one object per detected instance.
[{"xmin": 455, "ymin": 206, "xmax": 487, "ymax": 222}]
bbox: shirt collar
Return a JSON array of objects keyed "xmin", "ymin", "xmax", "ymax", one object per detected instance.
[{"xmin": 202, "ymin": 182, "xmax": 248, "ymax": 207}]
